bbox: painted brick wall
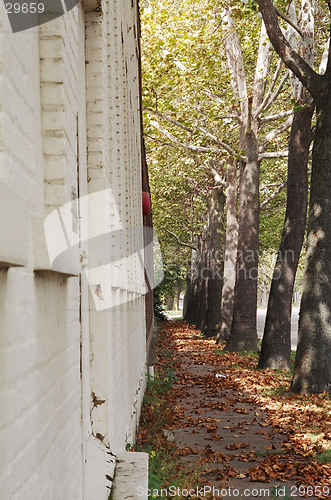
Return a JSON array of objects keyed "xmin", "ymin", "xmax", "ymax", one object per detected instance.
[
  {"xmin": 108, "ymin": 0, "xmax": 147, "ymax": 451},
  {"xmin": 86, "ymin": 0, "xmax": 147, "ymax": 453},
  {"xmin": 0, "ymin": 0, "xmax": 147, "ymax": 497},
  {"xmin": 0, "ymin": 6, "xmax": 84, "ymax": 499},
  {"xmin": 40, "ymin": 6, "xmax": 81, "ymax": 210}
]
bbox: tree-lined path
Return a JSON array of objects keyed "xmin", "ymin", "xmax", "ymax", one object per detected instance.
[
  {"xmin": 138, "ymin": 1, "xmax": 331, "ymax": 494},
  {"xmin": 138, "ymin": 321, "xmax": 331, "ymax": 498},
  {"xmin": 141, "ymin": 0, "xmax": 331, "ymax": 394}
]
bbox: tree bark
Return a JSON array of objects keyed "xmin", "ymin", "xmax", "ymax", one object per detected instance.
[
  {"xmin": 176, "ymin": 282, "xmax": 182, "ymax": 311},
  {"xmin": 257, "ymin": 0, "xmax": 331, "ymax": 393},
  {"xmin": 217, "ymin": 158, "xmax": 238, "ymax": 343},
  {"xmin": 258, "ymin": 100, "xmax": 314, "ymax": 370},
  {"xmin": 221, "ymin": 18, "xmax": 270, "ymax": 352},
  {"xmin": 166, "ymin": 294, "xmax": 175, "ymax": 310},
  {"xmin": 183, "ymin": 247, "xmax": 199, "ymax": 323},
  {"xmin": 225, "ymin": 132, "xmax": 260, "ymax": 352},
  {"xmin": 291, "ymin": 92, "xmax": 331, "ymax": 393},
  {"xmin": 204, "ymin": 188, "xmax": 225, "ymax": 337},
  {"xmin": 184, "ymin": 187, "xmax": 225, "ymax": 334},
  {"xmin": 184, "ymin": 236, "xmax": 208, "ymax": 329},
  {"xmin": 195, "ymin": 236, "xmax": 208, "ymax": 331}
]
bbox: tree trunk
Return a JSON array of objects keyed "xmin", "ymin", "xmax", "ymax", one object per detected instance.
[
  {"xmin": 184, "ymin": 187, "xmax": 225, "ymax": 334},
  {"xmin": 183, "ymin": 247, "xmax": 198, "ymax": 323},
  {"xmin": 184, "ymin": 247, "xmax": 200, "ymax": 325},
  {"xmin": 256, "ymin": 0, "xmax": 331, "ymax": 393},
  {"xmin": 204, "ymin": 188, "xmax": 225, "ymax": 337},
  {"xmin": 184, "ymin": 237, "xmax": 207, "ymax": 329},
  {"xmin": 291, "ymin": 93, "xmax": 331, "ymax": 393},
  {"xmin": 195, "ymin": 236, "xmax": 208, "ymax": 331},
  {"xmin": 183, "ymin": 276, "xmax": 193, "ymax": 321},
  {"xmin": 258, "ymin": 100, "xmax": 314, "ymax": 370},
  {"xmin": 166, "ymin": 294, "xmax": 175, "ymax": 310},
  {"xmin": 225, "ymin": 132, "xmax": 260, "ymax": 352},
  {"xmin": 217, "ymin": 158, "xmax": 238, "ymax": 343},
  {"xmin": 176, "ymin": 282, "xmax": 182, "ymax": 311}
]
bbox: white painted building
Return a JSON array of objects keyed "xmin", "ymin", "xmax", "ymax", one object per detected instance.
[{"xmin": 0, "ymin": 0, "xmax": 152, "ymax": 498}]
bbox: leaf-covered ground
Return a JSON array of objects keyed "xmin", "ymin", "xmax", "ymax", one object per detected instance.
[{"xmin": 137, "ymin": 321, "xmax": 331, "ymax": 499}]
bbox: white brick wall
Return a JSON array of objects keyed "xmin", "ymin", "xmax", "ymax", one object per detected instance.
[
  {"xmin": 0, "ymin": 4, "xmax": 84, "ymax": 498},
  {"xmin": 0, "ymin": 271, "xmax": 83, "ymax": 500},
  {"xmin": 85, "ymin": 0, "xmax": 147, "ymax": 454},
  {"xmin": 107, "ymin": 0, "xmax": 147, "ymax": 451},
  {"xmin": 40, "ymin": 6, "xmax": 81, "ymax": 210},
  {"xmin": 0, "ymin": 0, "xmax": 148, "ymax": 498}
]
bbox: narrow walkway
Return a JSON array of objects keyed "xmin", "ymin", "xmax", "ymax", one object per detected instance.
[{"xmin": 160, "ymin": 321, "xmax": 331, "ymax": 500}]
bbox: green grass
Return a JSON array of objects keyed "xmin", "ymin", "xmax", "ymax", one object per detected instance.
[
  {"xmin": 314, "ymin": 448, "xmax": 331, "ymax": 464},
  {"xmin": 263, "ymin": 384, "xmax": 290, "ymax": 397},
  {"xmin": 147, "ymin": 446, "xmax": 188, "ymax": 497},
  {"xmin": 147, "ymin": 367, "xmax": 174, "ymax": 393},
  {"xmin": 142, "ymin": 367, "xmax": 175, "ymax": 427},
  {"xmin": 213, "ymin": 347, "xmax": 259, "ymax": 358},
  {"xmin": 240, "ymin": 350, "xmax": 259, "ymax": 358}
]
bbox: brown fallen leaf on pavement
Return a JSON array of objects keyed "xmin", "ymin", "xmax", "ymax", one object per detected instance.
[
  {"xmin": 226, "ymin": 442, "xmax": 250, "ymax": 450},
  {"xmin": 137, "ymin": 321, "xmax": 331, "ymax": 493},
  {"xmin": 265, "ymin": 443, "xmax": 276, "ymax": 450}
]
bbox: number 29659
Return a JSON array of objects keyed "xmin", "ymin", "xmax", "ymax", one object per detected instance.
[{"xmin": 5, "ymin": 3, "xmax": 45, "ymax": 14}]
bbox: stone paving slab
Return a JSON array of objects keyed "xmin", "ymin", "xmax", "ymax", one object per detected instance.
[{"xmin": 170, "ymin": 353, "xmax": 318, "ymax": 499}]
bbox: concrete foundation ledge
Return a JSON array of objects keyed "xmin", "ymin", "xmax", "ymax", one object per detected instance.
[{"xmin": 111, "ymin": 451, "xmax": 149, "ymax": 500}]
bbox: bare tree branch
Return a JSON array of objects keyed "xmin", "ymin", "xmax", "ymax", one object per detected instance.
[
  {"xmin": 217, "ymin": 114, "xmax": 241, "ymax": 122},
  {"xmin": 264, "ymin": 182, "xmax": 286, "ymax": 187},
  {"xmin": 259, "ymin": 150, "xmax": 289, "ymax": 160},
  {"xmin": 150, "ymin": 120, "xmax": 216, "ymax": 153},
  {"xmin": 256, "ymin": 59, "xmax": 283, "ymax": 115},
  {"xmin": 145, "ymin": 134, "xmax": 174, "ymax": 147},
  {"xmin": 203, "ymin": 159, "xmax": 226, "ymax": 187},
  {"xmin": 319, "ymin": 38, "xmax": 330, "ymax": 74},
  {"xmin": 200, "ymin": 88, "xmax": 224, "ymax": 104},
  {"xmin": 259, "ymin": 264, "xmax": 274, "ymax": 280},
  {"xmin": 220, "ymin": 7, "xmax": 248, "ymax": 122},
  {"xmin": 253, "ymin": 21, "xmax": 270, "ymax": 111},
  {"xmin": 162, "ymin": 228, "xmax": 199, "ymax": 252},
  {"xmin": 260, "ymin": 71, "xmax": 289, "ymax": 114},
  {"xmin": 259, "ymin": 115, "xmax": 293, "ymax": 151},
  {"xmin": 274, "ymin": 5, "xmax": 304, "ymax": 38},
  {"xmin": 256, "ymin": 0, "xmax": 323, "ymax": 97},
  {"xmin": 192, "ymin": 104, "xmax": 241, "ymax": 127},
  {"xmin": 148, "ymin": 113, "xmax": 243, "ymax": 159},
  {"xmin": 200, "ymin": 91, "xmax": 242, "ymax": 123},
  {"xmin": 260, "ymin": 109, "xmax": 293, "ymax": 124},
  {"xmin": 265, "ymin": 115, "xmax": 293, "ymax": 140},
  {"xmin": 200, "ymin": 90, "xmax": 242, "ymax": 122},
  {"xmin": 145, "ymin": 108, "xmax": 193, "ymax": 133},
  {"xmin": 261, "ymin": 181, "xmax": 287, "ymax": 209},
  {"xmin": 197, "ymin": 127, "xmax": 240, "ymax": 157}
]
